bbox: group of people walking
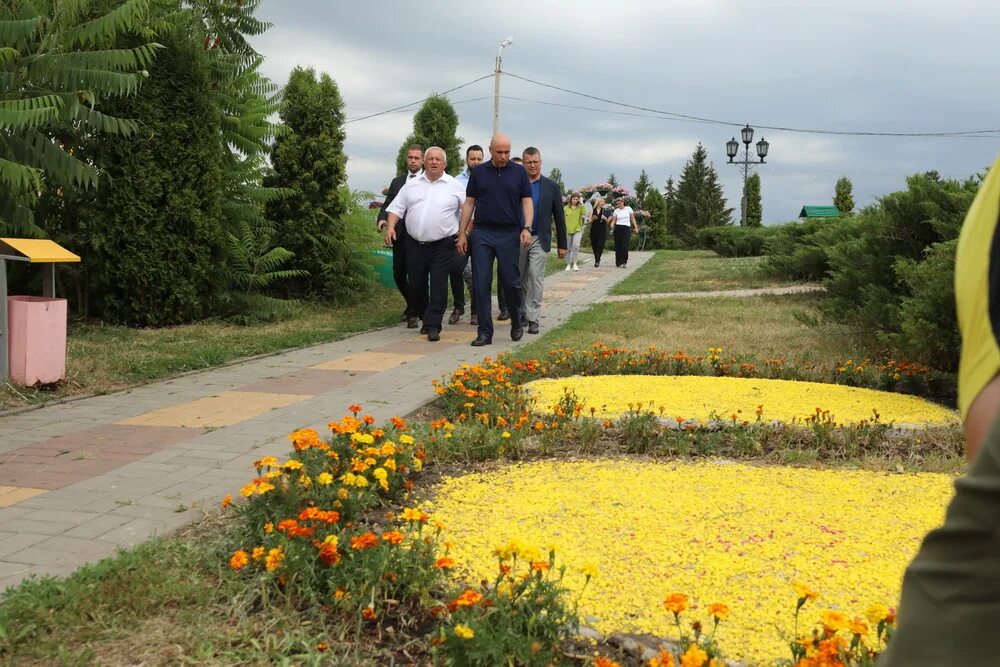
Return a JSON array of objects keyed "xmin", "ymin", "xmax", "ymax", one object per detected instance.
[{"xmin": 376, "ymin": 134, "xmax": 639, "ymax": 345}]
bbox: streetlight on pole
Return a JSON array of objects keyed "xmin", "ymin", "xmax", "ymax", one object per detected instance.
[
  {"xmin": 492, "ymin": 37, "xmax": 513, "ymax": 136},
  {"xmin": 725, "ymin": 124, "xmax": 770, "ymax": 226}
]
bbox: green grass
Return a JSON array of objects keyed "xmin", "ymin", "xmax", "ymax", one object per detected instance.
[
  {"xmin": 1, "ymin": 288, "xmax": 405, "ymax": 410},
  {"xmin": 611, "ymin": 249, "xmax": 798, "ymax": 295},
  {"xmin": 516, "ymin": 293, "xmax": 863, "ymax": 365}
]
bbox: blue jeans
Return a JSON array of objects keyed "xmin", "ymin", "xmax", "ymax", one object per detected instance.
[{"xmin": 470, "ymin": 224, "xmax": 522, "ymax": 339}]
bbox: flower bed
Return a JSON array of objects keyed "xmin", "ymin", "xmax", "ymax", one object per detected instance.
[
  {"xmin": 523, "ymin": 375, "xmax": 958, "ymax": 426},
  {"xmin": 426, "ymin": 458, "xmax": 953, "ymax": 664}
]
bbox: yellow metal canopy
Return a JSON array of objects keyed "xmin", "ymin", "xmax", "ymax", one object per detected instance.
[{"xmin": 0, "ymin": 238, "xmax": 80, "ymax": 263}]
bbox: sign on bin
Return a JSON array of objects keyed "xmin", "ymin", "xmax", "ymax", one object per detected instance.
[{"xmin": 7, "ymin": 296, "xmax": 68, "ymax": 385}]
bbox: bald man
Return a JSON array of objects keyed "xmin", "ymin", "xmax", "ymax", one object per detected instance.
[
  {"xmin": 881, "ymin": 153, "xmax": 1000, "ymax": 664},
  {"xmin": 457, "ymin": 133, "xmax": 534, "ymax": 346}
]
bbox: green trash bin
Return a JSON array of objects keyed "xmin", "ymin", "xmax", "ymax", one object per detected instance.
[{"xmin": 371, "ymin": 249, "xmax": 395, "ymax": 288}]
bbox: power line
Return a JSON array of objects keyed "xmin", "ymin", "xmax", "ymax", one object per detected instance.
[
  {"xmin": 503, "ymin": 70, "xmax": 1000, "ymax": 138},
  {"xmin": 344, "ymin": 74, "xmax": 493, "ymax": 124}
]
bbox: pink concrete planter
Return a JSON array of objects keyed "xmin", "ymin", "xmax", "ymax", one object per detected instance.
[{"xmin": 7, "ymin": 296, "xmax": 67, "ymax": 386}]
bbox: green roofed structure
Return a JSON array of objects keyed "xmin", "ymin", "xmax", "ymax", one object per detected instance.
[{"xmin": 799, "ymin": 205, "xmax": 841, "ymax": 218}]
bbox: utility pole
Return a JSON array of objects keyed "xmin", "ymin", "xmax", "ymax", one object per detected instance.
[{"xmin": 492, "ymin": 37, "xmax": 513, "ymax": 136}]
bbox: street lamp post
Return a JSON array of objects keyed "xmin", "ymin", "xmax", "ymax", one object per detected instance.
[
  {"xmin": 492, "ymin": 37, "xmax": 513, "ymax": 136},
  {"xmin": 725, "ymin": 124, "xmax": 770, "ymax": 226}
]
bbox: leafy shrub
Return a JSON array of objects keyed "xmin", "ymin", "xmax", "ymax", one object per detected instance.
[
  {"xmin": 697, "ymin": 225, "xmax": 776, "ymax": 257},
  {"xmin": 763, "ymin": 217, "xmax": 855, "ymax": 281}
]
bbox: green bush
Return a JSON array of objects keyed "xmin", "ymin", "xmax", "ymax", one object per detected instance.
[
  {"xmin": 696, "ymin": 225, "xmax": 775, "ymax": 257},
  {"xmin": 762, "ymin": 217, "xmax": 855, "ymax": 281}
]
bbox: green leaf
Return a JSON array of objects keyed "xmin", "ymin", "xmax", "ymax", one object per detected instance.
[{"xmin": 0, "ymin": 155, "xmax": 42, "ymax": 193}]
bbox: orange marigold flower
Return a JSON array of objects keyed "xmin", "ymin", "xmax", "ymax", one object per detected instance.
[
  {"xmin": 679, "ymin": 644, "xmax": 708, "ymax": 667},
  {"xmin": 315, "ymin": 642, "xmax": 328, "ymax": 652},
  {"xmin": 647, "ymin": 650, "xmax": 676, "ymax": 667},
  {"xmin": 849, "ymin": 617, "xmax": 868, "ymax": 635},
  {"xmin": 663, "ymin": 592, "xmax": 690, "ymax": 615},
  {"xmin": 221, "ymin": 494, "xmax": 232, "ymax": 508},
  {"xmin": 381, "ymin": 530, "xmax": 405, "ymax": 545},
  {"xmin": 350, "ymin": 532, "xmax": 379, "ymax": 550},
  {"xmin": 363, "ymin": 415, "xmax": 375, "ymax": 425},
  {"xmin": 794, "ymin": 581, "xmax": 820, "ymax": 603},
  {"xmin": 229, "ymin": 550, "xmax": 249, "ymax": 571},
  {"xmin": 594, "ymin": 658, "xmax": 622, "ymax": 667},
  {"xmin": 530, "ymin": 560, "xmax": 550, "ymax": 572},
  {"xmin": 318, "ymin": 542, "xmax": 341, "ymax": 566},
  {"xmin": 820, "ymin": 610, "xmax": 850, "ymax": 633},
  {"xmin": 401, "ymin": 507, "xmax": 429, "ymax": 522},
  {"xmin": 435, "ymin": 557, "xmax": 455, "ymax": 569},
  {"xmin": 450, "ymin": 589, "xmax": 483, "ymax": 608},
  {"xmin": 707, "ymin": 602, "xmax": 730, "ymax": 621},
  {"xmin": 251, "ymin": 546, "xmax": 265, "ymax": 561},
  {"xmin": 361, "ymin": 606, "xmax": 377, "ymax": 620},
  {"xmin": 390, "ymin": 416, "xmax": 407, "ymax": 430},
  {"xmin": 348, "ymin": 404, "xmax": 362, "ymax": 414}
]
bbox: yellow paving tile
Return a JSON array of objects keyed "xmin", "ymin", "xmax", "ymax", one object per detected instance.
[
  {"xmin": 413, "ymin": 330, "xmax": 477, "ymax": 343},
  {"xmin": 118, "ymin": 391, "xmax": 309, "ymax": 428},
  {"xmin": 312, "ymin": 351, "xmax": 425, "ymax": 372},
  {"xmin": 0, "ymin": 486, "xmax": 47, "ymax": 507}
]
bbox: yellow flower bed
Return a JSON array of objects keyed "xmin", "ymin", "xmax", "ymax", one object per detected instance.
[
  {"xmin": 524, "ymin": 375, "xmax": 958, "ymax": 425},
  {"xmin": 427, "ymin": 459, "xmax": 955, "ymax": 664}
]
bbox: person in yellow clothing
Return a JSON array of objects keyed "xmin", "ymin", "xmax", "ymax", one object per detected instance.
[
  {"xmin": 563, "ymin": 193, "xmax": 587, "ymax": 271},
  {"xmin": 882, "ymin": 154, "xmax": 1000, "ymax": 665}
]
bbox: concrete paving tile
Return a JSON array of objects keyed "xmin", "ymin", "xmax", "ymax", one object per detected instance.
[
  {"xmin": 0, "ymin": 518, "xmax": 74, "ymax": 536},
  {"xmin": 18, "ymin": 508, "xmax": 102, "ymax": 525},
  {"xmin": 8, "ymin": 536, "xmax": 119, "ymax": 567},
  {"xmin": 0, "ymin": 560, "xmax": 34, "ymax": 579},
  {"xmin": 63, "ymin": 514, "xmax": 138, "ymax": 540},
  {"xmin": 0, "ymin": 532, "xmax": 48, "ymax": 557},
  {"xmin": 311, "ymin": 351, "xmax": 425, "ymax": 372},
  {"xmin": 117, "ymin": 391, "xmax": 310, "ymax": 428}
]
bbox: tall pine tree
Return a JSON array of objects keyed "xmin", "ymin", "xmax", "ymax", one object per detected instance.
[
  {"xmin": 548, "ymin": 168, "xmax": 567, "ymax": 195},
  {"xmin": 674, "ymin": 144, "xmax": 732, "ymax": 244},
  {"xmin": 395, "ymin": 95, "xmax": 462, "ymax": 176},
  {"xmin": 834, "ymin": 176, "xmax": 855, "ymax": 215},
  {"xmin": 644, "ymin": 189, "xmax": 669, "ymax": 249},
  {"xmin": 745, "ymin": 173, "xmax": 763, "ymax": 226},
  {"xmin": 606, "ymin": 173, "xmax": 619, "ymax": 187},
  {"xmin": 633, "ymin": 169, "xmax": 652, "ymax": 209},
  {"xmin": 267, "ymin": 67, "xmax": 356, "ymax": 298},
  {"xmin": 664, "ymin": 177, "xmax": 679, "ymax": 238}
]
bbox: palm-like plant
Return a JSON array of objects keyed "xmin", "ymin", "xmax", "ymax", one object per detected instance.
[
  {"xmin": 224, "ymin": 217, "xmax": 306, "ymax": 293},
  {"xmin": 1, "ymin": 0, "xmax": 160, "ymax": 236}
]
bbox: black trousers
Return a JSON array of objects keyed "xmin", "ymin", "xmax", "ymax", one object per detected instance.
[
  {"xmin": 392, "ymin": 224, "xmax": 419, "ymax": 316},
  {"xmin": 406, "ymin": 235, "xmax": 456, "ymax": 332},
  {"xmin": 590, "ymin": 222, "xmax": 608, "ymax": 265},
  {"xmin": 470, "ymin": 224, "xmax": 521, "ymax": 340},
  {"xmin": 449, "ymin": 251, "xmax": 466, "ymax": 310},
  {"xmin": 613, "ymin": 225, "xmax": 632, "ymax": 267}
]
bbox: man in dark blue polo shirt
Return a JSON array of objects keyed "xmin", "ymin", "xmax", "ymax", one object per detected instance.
[{"xmin": 456, "ymin": 133, "xmax": 534, "ymax": 346}]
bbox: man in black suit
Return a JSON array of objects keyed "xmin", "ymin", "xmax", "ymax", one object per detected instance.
[
  {"xmin": 518, "ymin": 147, "xmax": 567, "ymax": 335},
  {"xmin": 377, "ymin": 144, "xmax": 424, "ymax": 328}
]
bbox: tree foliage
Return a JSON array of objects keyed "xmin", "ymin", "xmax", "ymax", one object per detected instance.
[
  {"xmin": 833, "ymin": 176, "xmax": 855, "ymax": 215},
  {"xmin": 633, "ymin": 169, "xmax": 652, "ymax": 210},
  {"xmin": 606, "ymin": 172, "xmax": 619, "ymax": 187},
  {"xmin": 673, "ymin": 143, "xmax": 732, "ymax": 244},
  {"xmin": 644, "ymin": 188, "xmax": 671, "ymax": 249},
  {"xmin": 267, "ymin": 66, "xmax": 364, "ymax": 299},
  {"xmin": 0, "ymin": 0, "xmax": 161, "ymax": 236},
  {"xmin": 395, "ymin": 94, "xmax": 462, "ymax": 176},
  {"xmin": 663, "ymin": 176, "xmax": 679, "ymax": 239},
  {"xmin": 548, "ymin": 167, "xmax": 567, "ymax": 195},
  {"xmin": 745, "ymin": 172, "xmax": 762, "ymax": 227}
]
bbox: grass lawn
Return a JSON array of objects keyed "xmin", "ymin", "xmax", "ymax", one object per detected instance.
[
  {"xmin": 610, "ymin": 249, "xmax": 798, "ymax": 295},
  {"xmin": 1, "ymin": 287, "xmax": 404, "ymax": 411},
  {"xmin": 521, "ymin": 293, "xmax": 861, "ymax": 365}
]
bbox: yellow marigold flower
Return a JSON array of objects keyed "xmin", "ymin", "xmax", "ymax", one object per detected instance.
[
  {"xmin": 502, "ymin": 431, "xmax": 511, "ymax": 438},
  {"xmin": 264, "ymin": 547, "xmax": 284, "ymax": 572},
  {"xmin": 373, "ymin": 468, "xmax": 388, "ymax": 481},
  {"xmin": 849, "ymin": 617, "xmax": 868, "ymax": 635},
  {"xmin": 263, "ymin": 522, "xmax": 273, "ymax": 534},
  {"xmin": 255, "ymin": 456, "xmax": 279, "ymax": 468},
  {"xmin": 864, "ymin": 603, "xmax": 890, "ymax": 626},
  {"xmin": 794, "ymin": 581, "xmax": 820, "ymax": 603},
  {"xmin": 820, "ymin": 610, "xmax": 850, "ymax": 633},
  {"xmin": 381, "ymin": 443, "xmax": 397, "ymax": 456},
  {"xmin": 229, "ymin": 550, "xmax": 249, "ymax": 571},
  {"xmin": 323, "ymin": 534, "xmax": 339, "ymax": 548},
  {"xmin": 680, "ymin": 644, "xmax": 707, "ymax": 667},
  {"xmin": 412, "ymin": 457, "xmax": 423, "ymax": 471},
  {"xmin": 337, "ymin": 488, "xmax": 350, "ymax": 500},
  {"xmin": 663, "ymin": 593, "xmax": 690, "ymax": 615},
  {"xmin": 384, "ymin": 458, "xmax": 397, "ymax": 471},
  {"xmin": 707, "ymin": 602, "xmax": 730, "ymax": 621},
  {"xmin": 579, "ymin": 562, "xmax": 600, "ymax": 579},
  {"xmin": 317, "ymin": 472, "xmax": 334, "ymax": 485},
  {"xmin": 251, "ymin": 546, "xmax": 265, "ymax": 561},
  {"xmin": 399, "ymin": 434, "xmax": 415, "ymax": 445},
  {"xmin": 282, "ymin": 459, "xmax": 304, "ymax": 470},
  {"xmin": 453, "ymin": 624, "xmax": 474, "ymax": 640},
  {"xmin": 401, "ymin": 507, "xmax": 429, "ymax": 522}
]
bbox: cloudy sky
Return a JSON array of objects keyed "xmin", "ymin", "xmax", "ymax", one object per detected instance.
[{"xmin": 253, "ymin": 0, "xmax": 1000, "ymax": 224}]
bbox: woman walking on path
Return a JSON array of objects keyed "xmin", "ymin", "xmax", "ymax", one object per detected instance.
[
  {"xmin": 589, "ymin": 197, "xmax": 611, "ymax": 267},
  {"xmin": 611, "ymin": 198, "xmax": 639, "ymax": 268},
  {"xmin": 563, "ymin": 193, "xmax": 586, "ymax": 271}
]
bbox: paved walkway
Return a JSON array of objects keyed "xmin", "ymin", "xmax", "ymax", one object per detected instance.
[
  {"xmin": 600, "ymin": 283, "xmax": 823, "ymax": 302},
  {"xmin": 0, "ymin": 252, "xmax": 652, "ymax": 591}
]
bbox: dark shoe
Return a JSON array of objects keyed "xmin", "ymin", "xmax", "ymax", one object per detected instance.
[
  {"xmin": 497, "ymin": 309, "xmax": 510, "ymax": 321},
  {"xmin": 406, "ymin": 316, "xmax": 419, "ymax": 329},
  {"xmin": 594, "ymin": 261, "xmax": 600, "ymax": 268},
  {"xmin": 448, "ymin": 307, "xmax": 463, "ymax": 325},
  {"xmin": 510, "ymin": 326, "xmax": 523, "ymax": 342},
  {"xmin": 471, "ymin": 335, "xmax": 492, "ymax": 346},
  {"xmin": 528, "ymin": 321, "xmax": 539, "ymax": 335},
  {"xmin": 419, "ymin": 325, "xmax": 428, "ymax": 335},
  {"xmin": 470, "ymin": 313, "xmax": 478, "ymax": 326},
  {"xmin": 427, "ymin": 329, "xmax": 440, "ymax": 342}
]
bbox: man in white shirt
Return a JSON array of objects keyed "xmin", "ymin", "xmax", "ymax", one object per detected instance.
[{"xmin": 384, "ymin": 147, "xmax": 466, "ymax": 342}]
